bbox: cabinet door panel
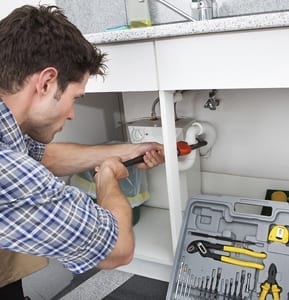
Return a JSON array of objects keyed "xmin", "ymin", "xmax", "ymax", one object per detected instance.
[
  {"xmin": 86, "ymin": 41, "xmax": 158, "ymax": 92},
  {"xmin": 156, "ymin": 28, "xmax": 289, "ymax": 89}
]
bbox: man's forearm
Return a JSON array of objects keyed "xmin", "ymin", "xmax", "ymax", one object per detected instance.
[
  {"xmin": 41, "ymin": 143, "xmax": 136, "ymax": 176},
  {"xmin": 41, "ymin": 141, "xmax": 164, "ymax": 177}
]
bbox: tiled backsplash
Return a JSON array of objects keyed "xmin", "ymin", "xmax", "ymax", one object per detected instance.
[
  {"xmin": 218, "ymin": 0, "xmax": 289, "ymax": 17},
  {"xmin": 56, "ymin": 0, "xmax": 289, "ymax": 34},
  {"xmin": 56, "ymin": 0, "xmax": 127, "ymax": 34}
]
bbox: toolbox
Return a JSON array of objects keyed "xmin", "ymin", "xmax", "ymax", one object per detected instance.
[{"xmin": 166, "ymin": 194, "xmax": 289, "ymax": 300}]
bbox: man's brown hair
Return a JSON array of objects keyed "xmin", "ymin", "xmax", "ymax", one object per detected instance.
[{"xmin": 0, "ymin": 5, "xmax": 106, "ymax": 94}]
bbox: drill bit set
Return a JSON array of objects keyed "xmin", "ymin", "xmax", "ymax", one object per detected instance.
[
  {"xmin": 166, "ymin": 194, "xmax": 288, "ymax": 300},
  {"xmin": 173, "ymin": 260, "xmax": 253, "ymax": 299}
]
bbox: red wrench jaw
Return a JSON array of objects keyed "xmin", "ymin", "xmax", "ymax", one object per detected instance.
[{"xmin": 177, "ymin": 141, "xmax": 191, "ymax": 156}]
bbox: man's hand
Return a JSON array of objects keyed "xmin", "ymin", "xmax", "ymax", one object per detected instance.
[
  {"xmin": 94, "ymin": 156, "xmax": 129, "ymax": 181},
  {"xmin": 132, "ymin": 142, "xmax": 165, "ymax": 170}
]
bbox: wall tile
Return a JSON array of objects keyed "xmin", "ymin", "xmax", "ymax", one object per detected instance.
[
  {"xmin": 56, "ymin": 0, "xmax": 127, "ymax": 34},
  {"xmin": 56, "ymin": 0, "xmax": 289, "ymax": 34}
]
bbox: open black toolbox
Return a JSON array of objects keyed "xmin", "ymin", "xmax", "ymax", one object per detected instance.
[{"xmin": 166, "ymin": 194, "xmax": 289, "ymax": 300}]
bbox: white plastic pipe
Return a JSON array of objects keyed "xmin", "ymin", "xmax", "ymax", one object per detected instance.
[
  {"xmin": 178, "ymin": 122, "xmax": 203, "ymax": 171},
  {"xmin": 198, "ymin": 121, "xmax": 217, "ymax": 157}
]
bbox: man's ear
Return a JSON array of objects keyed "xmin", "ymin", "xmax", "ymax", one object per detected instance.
[{"xmin": 36, "ymin": 67, "xmax": 58, "ymax": 96}]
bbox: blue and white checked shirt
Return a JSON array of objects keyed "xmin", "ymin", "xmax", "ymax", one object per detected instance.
[{"xmin": 0, "ymin": 98, "xmax": 118, "ymax": 273}]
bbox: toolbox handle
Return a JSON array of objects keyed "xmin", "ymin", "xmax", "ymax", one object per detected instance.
[
  {"xmin": 189, "ymin": 196, "xmax": 289, "ymax": 222},
  {"xmin": 232, "ymin": 198, "xmax": 289, "ymax": 221},
  {"xmin": 234, "ymin": 202, "xmax": 272, "ymax": 216}
]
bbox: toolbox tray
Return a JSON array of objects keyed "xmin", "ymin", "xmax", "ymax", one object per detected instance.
[{"xmin": 166, "ymin": 194, "xmax": 289, "ymax": 300}]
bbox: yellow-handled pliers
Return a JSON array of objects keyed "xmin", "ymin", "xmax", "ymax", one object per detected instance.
[
  {"xmin": 187, "ymin": 240, "xmax": 267, "ymax": 270},
  {"xmin": 259, "ymin": 263, "xmax": 282, "ymax": 300}
]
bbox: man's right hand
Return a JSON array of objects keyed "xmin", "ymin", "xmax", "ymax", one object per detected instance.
[
  {"xmin": 93, "ymin": 156, "xmax": 134, "ymax": 269},
  {"xmin": 94, "ymin": 156, "xmax": 129, "ymax": 181}
]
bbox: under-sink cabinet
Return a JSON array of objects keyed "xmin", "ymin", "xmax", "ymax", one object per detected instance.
[{"xmin": 85, "ymin": 27, "xmax": 289, "ymax": 280}]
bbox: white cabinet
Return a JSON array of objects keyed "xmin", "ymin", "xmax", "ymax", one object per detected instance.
[
  {"xmin": 86, "ymin": 27, "xmax": 289, "ymax": 281},
  {"xmin": 155, "ymin": 28, "xmax": 289, "ymax": 90},
  {"xmin": 86, "ymin": 41, "xmax": 158, "ymax": 92}
]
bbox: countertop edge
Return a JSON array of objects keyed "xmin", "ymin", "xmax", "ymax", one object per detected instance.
[{"xmin": 85, "ymin": 11, "xmax": 289, "ymax": 45}]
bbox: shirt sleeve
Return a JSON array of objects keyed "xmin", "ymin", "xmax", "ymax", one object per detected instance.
[{"xmin": 0, "ymin": 148, "xmax": 119, "ymax": 273}]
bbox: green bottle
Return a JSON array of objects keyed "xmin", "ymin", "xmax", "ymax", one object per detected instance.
[{"xmin": 126, "ymin": 0, "xmax": 152, "ymax": 28}]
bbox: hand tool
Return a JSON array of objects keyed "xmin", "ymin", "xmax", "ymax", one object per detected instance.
[
  {"xmin": 214, "ymin": 268, "xmax": 222, "ymax": 297},
  {"xmin": 245, "ymin": 272, "xmax": 251, "ymax": 293},
  {"xmin": 188, "ymin": 274, "xmax": 194, "ymax": 299},
  {"xmin": 219, "ymin": 279, "xmax": 224, "ymax": 300},
  {"xmin": 193, "ymin": 277, "xmax": 198, "ymax": 289},
  {"xmin": 232, "ymin": 272, "xmax": 239, "ymax": 300},
  {"xmin": 203, "ymin": 275, "xmax": 210, "ymax": 299},
  {"xmin": 174, "ymin": 258, "xmax": 184, "ymax": 299},
  {"xmin": 237, "ymin": 270, "xmax": 246, "ymax": 300},
  {"xmin": 179, "ymin": 263, "xmax": 189, "ymax": 298},
  {"xmin": 184, "ymin": 268, "xmax": 191, "ymax": 298},
  {"xmin": 186, "ymin": 240, "xmax": 267, "ymax": 270},
  {"xmin": 268, "ymin": 225, "xmax": 289, "ymax": 244},
  {"xmin": 188, "ymin": 230, "xmax": 257, "ymax": 245},
  {"xmin": 199, "ymin": 276, "xmax": 205, "ymax": 298},
  {"xmin": 209, "ymin": 268, "xmax": 216, "ymax": 296},
  {"xmin": 223, "ymin": 279, "xmax": 228, "ymax": 300},
  {"xmin": 197, "ymin": 277, "xmax": 201, "ymax": 291},
  {"xmin": 122, "ymin": 138, "xmax": 207, "ymax": 167},
  {"xmin": 228, "ymin": 278, "xmax": 233, "ymax": 299},
  {"xmin": 259, "ymin": 263, "xmax": 282, "ymax": 300}
]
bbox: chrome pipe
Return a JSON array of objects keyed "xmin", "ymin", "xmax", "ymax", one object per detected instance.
[{"xmin": 156, "ymin": 0, "xmax": 197, "ymax": 22}]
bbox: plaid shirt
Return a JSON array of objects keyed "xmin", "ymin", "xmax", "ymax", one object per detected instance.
[{"xmin": 0, "ymin": 98, "xmax": 118, "ymax": 273}]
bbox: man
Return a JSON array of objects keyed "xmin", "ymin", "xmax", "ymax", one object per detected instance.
[{"xmin": 0, "ymin": 5, "xmax": 164, "ymax": 299}]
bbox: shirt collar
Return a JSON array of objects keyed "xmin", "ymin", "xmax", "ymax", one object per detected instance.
[{"xmin": 0, "ymin": 98, "xmax": 27, "ymax": 153}]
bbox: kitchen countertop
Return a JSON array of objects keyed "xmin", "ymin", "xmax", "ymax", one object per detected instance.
[{"xmin": 85, "ymin": 11, "xmax": 289, "ymax": 45}]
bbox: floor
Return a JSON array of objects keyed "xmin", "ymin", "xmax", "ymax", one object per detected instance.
[
  {"xmin": 52, "ymin": 268, "xmax": 100, "ymax": 300},
  {"xmin": 57, "ymin": 269, "xmax": 168, "ymax": 300},
  {"xmin": 102, "ymin": 273, "xmax": 169, "ymax": 300}
]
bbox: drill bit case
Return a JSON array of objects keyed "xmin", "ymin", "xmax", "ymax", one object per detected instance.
[{"xmin": 166, "ymin": 194, "xmax": 289, "ymax": 299}]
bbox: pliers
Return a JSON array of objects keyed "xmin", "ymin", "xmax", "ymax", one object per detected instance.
[
  {"xmin": 259, "ymin": 263, "xmax": 282, "ymax": 300},
  {"xmin": 187, "ymin": 240, "xmax": 267, "ymax": 270}
]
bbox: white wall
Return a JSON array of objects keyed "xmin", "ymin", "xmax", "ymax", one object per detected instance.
[
  {"xmin": 53, "ymin": 93, "xmax": 125, "ymax": 145},
  {"xmin": 122, "ymin": 89, "xmax": 289, "ymax": 182},
  {"xmin": 0, "ymin": 0, "xmax": 56, "ymax": 19},
  {"xmin": 191, "ymin": 89, "xmax": 289, "ymax": 181}
]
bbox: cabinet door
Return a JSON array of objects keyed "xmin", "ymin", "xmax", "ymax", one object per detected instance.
[
  {"xmin": 155, "ymin": 28, "xmax": 289, "ymax": 90},
  {"xmin": 86, "ymin": 41, "xmax": 158, "ymax": 92}
]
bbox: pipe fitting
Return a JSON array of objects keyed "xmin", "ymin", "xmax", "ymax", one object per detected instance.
[{"xmin": 178, "ymin": 122, "xmax": 203, "ymax": 171}]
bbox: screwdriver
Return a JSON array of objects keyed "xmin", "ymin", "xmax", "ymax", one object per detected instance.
[{"xmin": 123, "ymin": 139, "xmax": 208, "ymax": 167}]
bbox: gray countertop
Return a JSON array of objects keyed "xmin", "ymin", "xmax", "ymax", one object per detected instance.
[{"xmin": 85, "ymin": 11, "xmax": 289, "ymax": 45}]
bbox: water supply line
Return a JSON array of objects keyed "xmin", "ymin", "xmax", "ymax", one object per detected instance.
[
  {"xmin": 204, "ymin": 89, "xmax": 220, "ymax": 110},
  {"xmin": 198, "ymin": 121, "xmax": 216, "ymax": 157},
  {"xmin": 151, "ymin": 91, "xmax": 183, "ymax": 121},
  {"xmin": 150, "ymin": 97, "xmax": 160, "ymax": 120},
  {"xmin": 155, "ymin": 0, "xmax": 197, "ymax": 21}
]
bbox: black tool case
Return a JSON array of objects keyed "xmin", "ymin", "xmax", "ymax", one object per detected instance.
[{"xmin": 166, "ymin": 194, "xmax": 289, "ymax": 300}]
